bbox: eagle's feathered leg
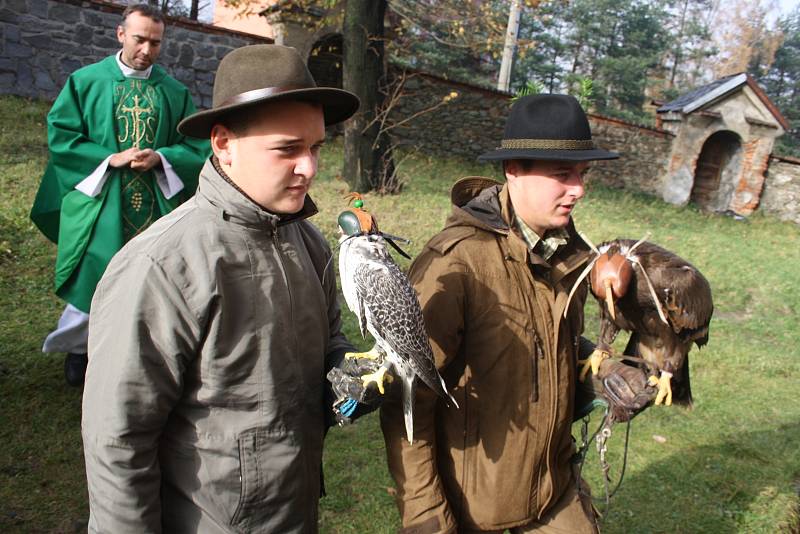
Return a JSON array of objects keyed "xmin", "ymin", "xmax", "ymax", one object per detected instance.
[{"xmin": 402, "ymin": 373, "xmax": 416, "ymax": 444}]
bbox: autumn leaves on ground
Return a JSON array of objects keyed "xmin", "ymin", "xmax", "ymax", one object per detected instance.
[{"xmin": 1, "ymin": 96, "xmax": 798, "ymax": 532}]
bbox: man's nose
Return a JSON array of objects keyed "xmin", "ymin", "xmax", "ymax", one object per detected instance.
[
  {"xmin": 295, "ymin": 152, "xmax": 318, "ymax": 178},
  {"xmin": 568, "ymin": 171, "xmax": 585, "ymax": 199}
]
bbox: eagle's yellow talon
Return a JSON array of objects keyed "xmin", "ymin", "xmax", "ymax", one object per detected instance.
[
  {"xmin": 652, "ymin": 372, "xmax": 673, "ymax": 406},
  {"xmin": 578, "ymin": 349, "xmax": 609, "ymax": 382}
]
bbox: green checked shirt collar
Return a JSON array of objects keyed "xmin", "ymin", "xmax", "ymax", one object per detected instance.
[{"xmin": 514, "ymin": 214, "xmax": 569, "ymax": 261}]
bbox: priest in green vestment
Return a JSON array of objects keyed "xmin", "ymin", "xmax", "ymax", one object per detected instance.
[{"xmin": 29, "ymin": 4, "xmax": 209, "ymax": 385}]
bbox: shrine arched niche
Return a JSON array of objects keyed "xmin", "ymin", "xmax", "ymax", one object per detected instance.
[{"xmin": 691, "ymin": 130, "xmax": 742, "ymax": 212}]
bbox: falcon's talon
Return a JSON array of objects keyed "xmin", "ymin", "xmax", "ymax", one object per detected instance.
[
  {"xmin": 578, "ymin": 349, "xmax": 610, "ymax": 382},
  {"xmin": 361, "ymin": 367, "xmax": 389, "ymax": 395},
  {"xmin": 345, "ymin": 347, "xmax": 382, "ymax": 361}
]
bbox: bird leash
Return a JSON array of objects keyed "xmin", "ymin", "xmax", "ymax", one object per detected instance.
[{"xmin": 573, "ymin": 411, "xmax": 632, "ymax": 523}]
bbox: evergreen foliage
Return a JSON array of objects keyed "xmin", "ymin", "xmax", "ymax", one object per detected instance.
[{"xmin": 755, "ymin": 7, "xmax": 800, "ymax": 157}]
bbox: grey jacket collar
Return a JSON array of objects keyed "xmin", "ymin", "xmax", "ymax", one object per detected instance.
[{"xmin": 195, "ymin": 158, "xmax": 318, "ymax": 229}]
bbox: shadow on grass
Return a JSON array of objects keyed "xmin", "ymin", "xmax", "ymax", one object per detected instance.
[{"xmin": 596, "ymin": 421, "xmax": 800, "ymax": 533}]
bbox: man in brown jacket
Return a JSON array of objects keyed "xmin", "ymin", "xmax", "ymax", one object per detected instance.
[{"xmin": 380, "ymin": 95, "xmax": 655, "ymax": 533}]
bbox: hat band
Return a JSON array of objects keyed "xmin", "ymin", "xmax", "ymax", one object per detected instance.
[
  {"xmin": 219, "ymin": 84, "xmax": 312, "ymax": 108},
  {"xmin": 500, "ymin": 139, "xmax": 596, "ymax": 150}
]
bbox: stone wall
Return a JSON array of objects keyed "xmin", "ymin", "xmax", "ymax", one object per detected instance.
[
  {"xmin": 586, "ymin": 115, "xmax": 673, "ymax": 194},
  {"xmin": 761, "ymin": 156, "xmax": 800, "ymax": 225},
  {"xmin": 0, "ymin": 0, "xmax": 270, "ymax": 108},
  {"xmin": 387, "ymin": 69, "xmax": 674, "ymax": 195}
]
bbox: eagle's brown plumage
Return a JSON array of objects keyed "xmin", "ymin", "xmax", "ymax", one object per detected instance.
[{"xmin": 588, "ymin": 239, "xmax": 713, "ymax": 407}]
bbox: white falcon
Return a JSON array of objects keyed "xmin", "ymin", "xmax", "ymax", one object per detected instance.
[{"xmin": 337, "ymin": 198, "xmax": 458, "ymax": 443}]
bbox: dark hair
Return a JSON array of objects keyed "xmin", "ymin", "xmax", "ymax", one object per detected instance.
[
  {"xmin": 121, "ymin": 4, "xmax": 165, "ymax": 26},
  {"xmin": 502, "ymin": 159, "xmax": 539, "ymax": 173}
]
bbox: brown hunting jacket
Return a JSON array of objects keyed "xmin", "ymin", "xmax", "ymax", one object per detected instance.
[{"xmin": 380, "ymin": 177, "xmax": 592, "ymax": 532}]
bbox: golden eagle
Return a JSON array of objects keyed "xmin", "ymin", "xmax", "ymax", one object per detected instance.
[{"xmin": 575, "ymin": 238, "xmax": 713, "ymax": 406}]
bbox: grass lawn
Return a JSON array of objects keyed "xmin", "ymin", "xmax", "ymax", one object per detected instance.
[{"xmin": 1, "ymin": 94, "xmax": 798, "ymax": 533}]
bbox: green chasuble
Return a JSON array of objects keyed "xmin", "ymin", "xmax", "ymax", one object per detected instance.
[{"xmin": 30, "ymin": 55, "xmax": 210, "ymax": 312}]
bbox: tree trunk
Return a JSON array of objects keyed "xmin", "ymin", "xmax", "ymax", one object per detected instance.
[
  {"xmin": 343, "ymin": 0, "xmax": 394, "ymax": 193},
  {"xmin": 190, "ymin": 0, "xmax": 199, "ymax": 20},
  {"xmin": 497, "ymin": 0, "xmax": 522, "ymax": 92}
]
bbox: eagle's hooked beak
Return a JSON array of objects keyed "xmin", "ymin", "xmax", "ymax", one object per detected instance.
[{"xmin": 604, "ymin": 278, "xmax": 616, "ymax": 321}]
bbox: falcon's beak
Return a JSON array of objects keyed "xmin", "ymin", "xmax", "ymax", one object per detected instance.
[{"xmin": 604, "ymin": 278, "xmax": 616, "ymax": 321}]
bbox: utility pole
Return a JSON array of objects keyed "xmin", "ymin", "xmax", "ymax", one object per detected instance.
[{"xmin": 497, "ymin": 0, "xmax": 522, "ymax": 92}]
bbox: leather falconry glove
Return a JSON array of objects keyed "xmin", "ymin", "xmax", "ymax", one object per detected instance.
[
  {"xmin": 598, "ymin": 360, "xmax": 657, "ymax": 423},
  {"xmin": 327, "ymin": 356, "xmax": 389, "ymax": 426}
]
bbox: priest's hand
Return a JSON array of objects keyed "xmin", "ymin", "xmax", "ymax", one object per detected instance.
[
  {"xmin": 109, "ymin": 147, "xmax": 142, "ymax": 168},
  {"xmin": 130, "ymin": 149, "xmax": 161, "ymax": 171}
]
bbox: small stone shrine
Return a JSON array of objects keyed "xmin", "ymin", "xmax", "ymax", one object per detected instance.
[{"xmin": 656, "ymin": 73, "xmax": 788, "ymax": 215}]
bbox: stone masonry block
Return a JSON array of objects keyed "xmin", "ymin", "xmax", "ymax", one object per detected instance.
[
  {"xmin": 60, "ymin": 57, "xmax": 81, "ymax": 74},
  {"xmin": 4, "ymin": 41, "xmax": 31, "ymax": 57},
  {"xmin": 74, "ymin": 24, "xmax": 93, "ymax": 45},
  {"xmin": 48, "ymin": 3, "xmax": 80, "ymax": 24},
  {"xmin": 33, "ymin": 69, "xmax": 54, "ymax": 90},
  {"xmin": 22, "ymin": 32, "xmax": 51, "ymax": 49},
  {"xmin": 0, "ymin": 71, "xmax": 15, "ymax": 87},
  {"xmin": 178, "ymin": 43, "xmax": 194, "ymax": 67},
  {"xmin": 0, "ymin": 57, "xmax": 16, "ymax": 71},
  {"xmin": 82, "ymin": 11, "xmax": 106, "ymax": 27},
  {"xmin": 16, "ymin": 60, "xmax": 31, "ymax": 85},
  {"xmin": 0, "ymin": 8, "xmax": 19, "ymax": 23},
  {"xmin": 3, "ymin": 22, "xmax": 19, "ymax": 42},
  {"xmin": 92, "ymin": 34, "xmax": 117, "ymax": 49},
  {"xmin": 6, "ymin": 0, "xmax": 27, "ymax": 14},
  {"xmin": 196, "ymin": 43, "xmax": 214, "ymax": 58},
  {"xmin": 28, "ymin": 0, "xmax": 48, "ymax": 18}
]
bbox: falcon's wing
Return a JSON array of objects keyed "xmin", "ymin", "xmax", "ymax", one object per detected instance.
[
  {"xmin": 635, "ymin": 242, "xmax": 714, "ymax": 343},
  {"xmin": 352, "ymin": 260, "xmax": 442, "ymax": 392}
]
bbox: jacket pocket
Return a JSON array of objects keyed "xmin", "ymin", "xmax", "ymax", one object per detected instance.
[{"xmin": 230, "ymin": 426, "xmax": 309, "ymax": 533}]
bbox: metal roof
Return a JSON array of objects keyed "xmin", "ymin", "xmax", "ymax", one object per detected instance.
[
  {"xmin": 656, "ymin": 72, "xmax": 789, "ymax": 130},
  {"xmin": 656, "ymin": 73, "xmax": 745, "ymax": 113}
]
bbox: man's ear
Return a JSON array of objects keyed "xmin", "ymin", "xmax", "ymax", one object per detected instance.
[
  {"xmin": 504, "ymin": 159, "xmax": 519, "ymax": 182},
  {"xmin": 116, "ymin": 25, "xmax": 125, "ymax": 45},
  {"xmin": 210, "ymin": 124, "xmax": 235, "ymax": 166}
]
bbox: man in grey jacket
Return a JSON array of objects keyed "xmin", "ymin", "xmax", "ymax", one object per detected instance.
[{"xmin": 82, "ymin": 44, "xmax": 366, "ymax": 532}]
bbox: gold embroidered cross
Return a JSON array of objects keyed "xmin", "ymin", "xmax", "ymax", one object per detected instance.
[{"xmin": 119, "ymin": 95, "xmax": 153, "ymax": 148}]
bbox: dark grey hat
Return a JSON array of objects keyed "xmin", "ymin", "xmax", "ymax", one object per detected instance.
[
  {"xmin": 178, "ymin": 44, "xmax": 360, "ymax": 138},
  {"xmin": 478, "ymin": 94, "xmax": 619, "ymax": 162}
]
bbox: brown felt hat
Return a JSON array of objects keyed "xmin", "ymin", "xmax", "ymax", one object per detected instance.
[{"xmin": 178, "ymin": 44, "xmax": 360, "ymax": 138}]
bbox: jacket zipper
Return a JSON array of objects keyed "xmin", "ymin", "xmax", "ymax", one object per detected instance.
[
  {"xmin": 539, "ymin": 254, "xmax": 592, "ymax": 515},
  {"xmin": 531, "ymin": 330, "xmax": 543, "ymax": 403},
  {"xmin": 271, "ymin": 227, "xmax": 299, "ymax": 372}
]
